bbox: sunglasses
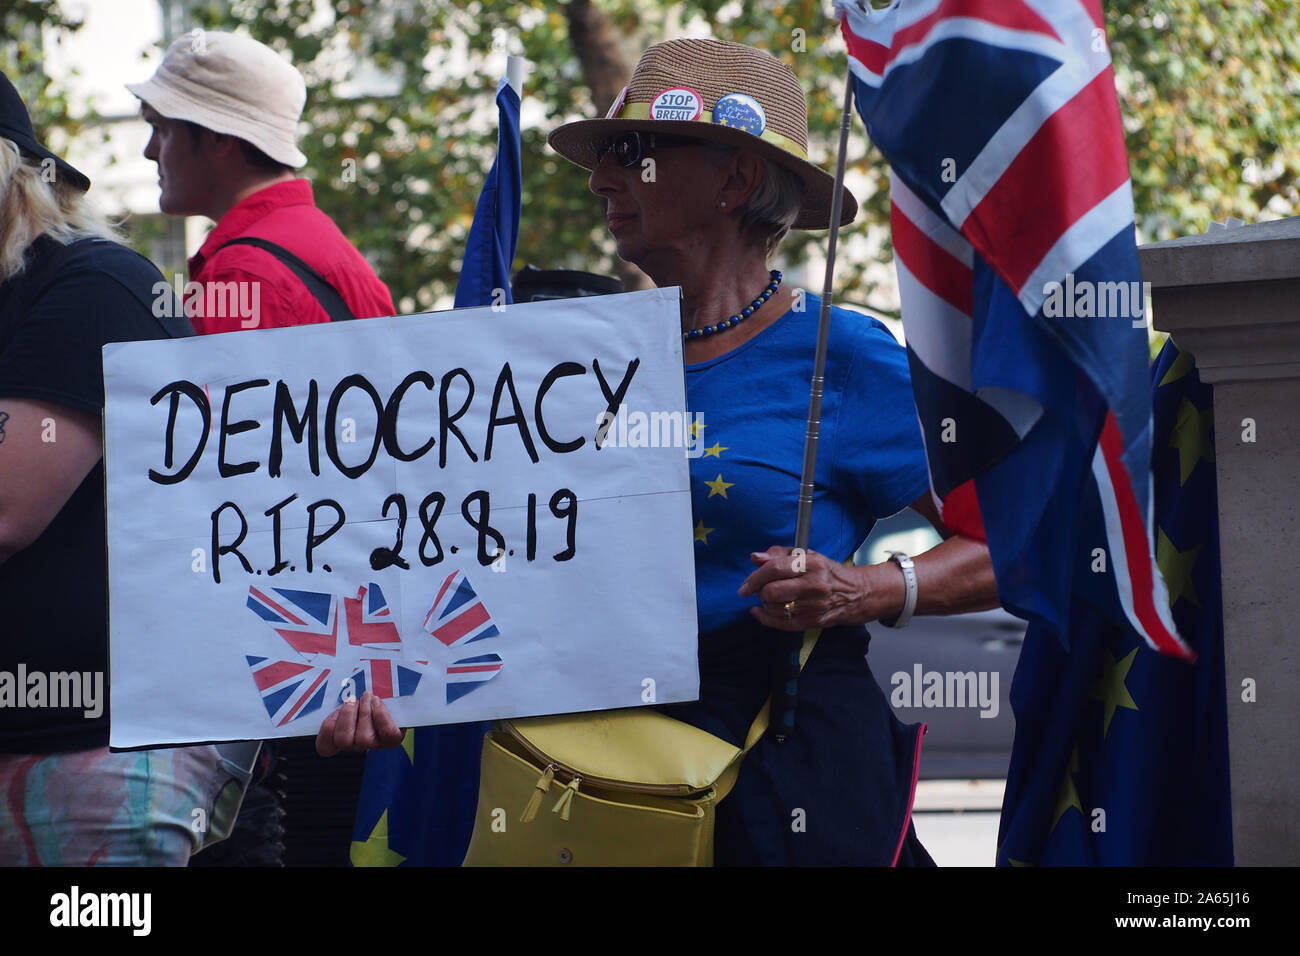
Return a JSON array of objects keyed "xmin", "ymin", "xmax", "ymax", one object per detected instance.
[{"xmin": 593, "ymin": 131, "xmax": 702, "ymax": 167}]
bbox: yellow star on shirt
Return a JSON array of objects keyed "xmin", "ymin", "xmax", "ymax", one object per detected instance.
[
  {"xmin": 705, "ymin": 474, "xmax": 734, "ymax": 499},
  {"xmin": 703, "ymin": 442, "xmax": 727, "ymax": 459},
  {"xmin": 689, "ymin": 419, "xmax": 707, "ymax": 440},
  {"xmin": 349, "ymin": 809, "xmax": 406, "ymax": 867},
  {"xmin": 693, "ymin": 520, "xmax": 714, "ymax": 545}
]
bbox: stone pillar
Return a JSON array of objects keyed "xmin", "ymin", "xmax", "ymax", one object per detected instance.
[{"xmin": 1140, "ymin": 216, "xmax": 1300, "ymax": 865}]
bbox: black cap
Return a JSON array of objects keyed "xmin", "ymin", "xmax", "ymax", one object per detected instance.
[{"xmin": 0, "ymin": 70, "xmax": 91, "ymax": 192}]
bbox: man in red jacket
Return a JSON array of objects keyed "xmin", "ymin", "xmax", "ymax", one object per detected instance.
[
  {"xmin": 128, "ymin": 30, "xmax": 395, "ymax": 333},
  {"xmin": 127, "ymin": 32, "xmax": 396, "ymax": 865}
]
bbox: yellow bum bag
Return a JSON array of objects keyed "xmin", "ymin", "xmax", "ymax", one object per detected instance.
[{"xmin": 462, "ymin": 630, "xmax": 819, "ymax": 867}]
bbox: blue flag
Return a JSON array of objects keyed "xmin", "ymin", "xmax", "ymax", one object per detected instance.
[
  {"xmin": 350, "ymin": 73, "xmax": 521, "ymax": 867},
  {"xmin": 454, "ymin": 75, "xmax": 522, "ymax": 309},
  {"xmin": 995, "ymin": 340, "xmax": 1232, "ymax": 865}
]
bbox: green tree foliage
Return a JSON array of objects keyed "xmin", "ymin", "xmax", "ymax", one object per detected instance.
[
  {"xmin": 6, "ymin": 0, "xmax": 1297, "ymax": 310},
  {"xmin": 171, "ymin": 0, "xmax": 904, "ymax": 309},
  {"xmin": 1, "ymin": 0, "xmax": 106, "ymax": 155},
  {"xmin": 1107, "ymin": 0, "xmax": 1299, "ymax": 240}
]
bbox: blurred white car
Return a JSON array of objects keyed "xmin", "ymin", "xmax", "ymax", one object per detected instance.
[{"xmin": 857, "ymin": 509, "xmax": 1026, "ymax": 781}]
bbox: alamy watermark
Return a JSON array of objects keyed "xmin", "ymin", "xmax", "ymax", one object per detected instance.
[
  {"xmin": 152, "ymin": 276, "xmax": 261, "ymax": 328},
  {"xmin": 50, "ymin": 886, "xmax": 151, "ymax": 936},
  {"xmin": 0, "ymin": 664, "xmax": 103, "ymax": 718},
  {"xmin": 595, "ymin": 404, "xmax": 706, "ymax": 458},
  {"xmin": 1042, "ymin": 273, "xmax": 1150, "ymax": 328},
  {"xmin": 890, "ymin": 664, "xmax": 999, "ymax": 719}
]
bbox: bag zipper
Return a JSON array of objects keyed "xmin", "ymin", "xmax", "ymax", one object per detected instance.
[
  {"xmin": 551, "ymin": 775, "xmax": 581, "ymax": 821},
  {"xmin": 504, "ymin": 723, "xmax": 709, "ymax": 798},
  {"xmin": 520, "ymin": 763, "xmax": 557, "ymax": 823}
]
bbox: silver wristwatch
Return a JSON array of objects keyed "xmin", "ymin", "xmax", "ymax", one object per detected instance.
[{"xmin": 880, "ymin": 551, "xmax": 917, "ymax": 629}]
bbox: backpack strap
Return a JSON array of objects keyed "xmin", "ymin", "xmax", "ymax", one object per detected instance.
[{"xmin": 216, "ymin": 236, "xmax": 357, "ymax": 322}]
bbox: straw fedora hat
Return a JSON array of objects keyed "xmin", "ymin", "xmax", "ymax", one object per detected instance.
[{"xmin": 548, "ymin": 37, "xmax": 857, "ymax": 230}]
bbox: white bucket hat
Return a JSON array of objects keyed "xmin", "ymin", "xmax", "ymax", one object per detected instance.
[{"xmin": 127, "ymin": 30, "xmax": 308, "ymax": 168}]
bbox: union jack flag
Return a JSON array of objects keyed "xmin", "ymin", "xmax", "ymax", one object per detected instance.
[
  {"xmin": 337, "ymin": 658, "xmax": 426, "ymax": 705},
  {"xmin": 446, "ymin": 653, "xmax": 504, "ymax": 704},
  {"xmin": 246, "ymin": 586, "xmax": 339, "ymax": 657},
  {"xmin": 245, "ymin": 656, "xmax": 332, "ymax": 726},
  {"xmin": 836, "ymin": 0, "xmax": 1189, "ymax": 659},
  {"xmin": 344, "ymin": 583, "xmax": 402, "ymax": 649},
  {"xmin": 423, "ymin": 570, "xmax": 501, "ymax": 648}
]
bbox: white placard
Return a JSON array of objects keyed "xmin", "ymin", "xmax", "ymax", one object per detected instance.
[{"xmin": 104, "ymin": 289, "xmax": 698, "ymax": 747}]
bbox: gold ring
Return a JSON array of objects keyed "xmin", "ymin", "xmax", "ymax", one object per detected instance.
[{"xmin": 783, "ymin": 601, "xmax": 796, "ymax": 621}]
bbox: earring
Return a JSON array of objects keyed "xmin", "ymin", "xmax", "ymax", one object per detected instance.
[{"xmin": 719, "ymin": 200, "xmax": 727, "ymax": 208}]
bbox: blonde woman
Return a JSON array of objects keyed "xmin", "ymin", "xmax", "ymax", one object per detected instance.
[{"xmin": 0, "ymin": 70, "xmax": 226, "ymax": 865}]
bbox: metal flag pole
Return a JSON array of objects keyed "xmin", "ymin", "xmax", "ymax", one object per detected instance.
[{"xmin": 772, "ymin": 70, "xmax": 857, "ymax": 743}]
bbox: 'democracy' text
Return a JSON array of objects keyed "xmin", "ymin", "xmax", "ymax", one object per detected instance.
[{"xmin": 148, "ymin": 358, "xmax": 640, "ymax": 484}]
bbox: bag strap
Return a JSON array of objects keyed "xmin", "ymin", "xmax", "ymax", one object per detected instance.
[{"xmin": 216, "ymin": 236, "xmax": 357, "ymax": 322}]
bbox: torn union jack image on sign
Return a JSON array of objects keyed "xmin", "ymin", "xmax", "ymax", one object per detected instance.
[
  {"xmin": 424, "ymin": 569, "xmax": 505, "ymax": 702},
  {"xmin": 244, "ymin": 583, "xmax": 412, "ymax": 726},
  {"xmin": 246, "ymin": 585, "xmax": 341, "ymax": 658},
  {"xmin": 337, "ymin": 659, "xmax": 426, "ymax": 707},
  {"xmin": 446, "ymin": 653, "xmax": 505, "ymax": 704},
  {"xmin": 343, "ymin": 582, "xmax": 403, "ymax": 649},
  {"xmin": 243, "ymin": 574, "xmax": 505, "ymax": 726},
  {"xmin": 244, "ymin": 657, "xmax": 332, "ymax": 727}
]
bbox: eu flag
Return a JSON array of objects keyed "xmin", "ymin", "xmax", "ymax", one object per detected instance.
[
  {"xmin": 995, "ymin": 340, "xmax": 1232, "ymax": 865},
  {"xmin": 350, "ymin": 68, "xmax": 522, "ymax": 866}
]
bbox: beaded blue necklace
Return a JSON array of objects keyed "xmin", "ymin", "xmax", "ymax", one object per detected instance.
[{"xmin": 684, "ymin": 270, "xmax": 783, "ymax": 341}]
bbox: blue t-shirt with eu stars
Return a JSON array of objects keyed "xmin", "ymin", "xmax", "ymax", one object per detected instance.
[{"xmin": 685, "ymin": 292, "xmax": 930, "ymax": 635}]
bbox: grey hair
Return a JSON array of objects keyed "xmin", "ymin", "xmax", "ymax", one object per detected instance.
[
  {"xmin": 737, "ymin": 158, "xmax": 805, "ymax": 258},
  {"xmin": 704, "ymin": 144, "xmax": 805, "ymax": 258}
]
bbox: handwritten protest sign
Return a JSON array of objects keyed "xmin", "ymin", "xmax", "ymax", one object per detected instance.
[{"xmin": 103, "ymin": 289, "xmax": 698, "ymax": 748}]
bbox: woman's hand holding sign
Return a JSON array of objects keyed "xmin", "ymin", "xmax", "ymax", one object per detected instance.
[{"xmin": 316, "ymin": 692, "xmax": 404, "ymax": 756}]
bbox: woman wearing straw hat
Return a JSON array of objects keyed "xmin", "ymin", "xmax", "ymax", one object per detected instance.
[
  {"xmin": 320, "ymin": 37, "xmax": 1000, "ymax": 866},
  {"xmin": 547, "ymin": 37, "xmax": 999, "ymax": 865}
]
